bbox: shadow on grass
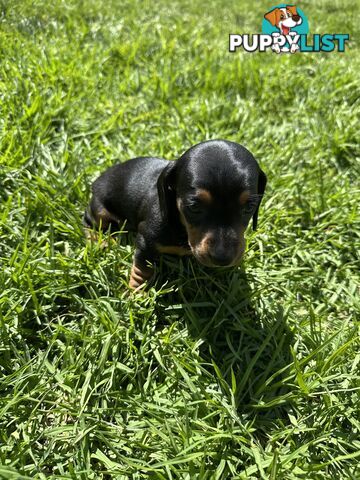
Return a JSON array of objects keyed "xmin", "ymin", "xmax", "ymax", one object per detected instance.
[{"xmin": 156, "ymin": 256, "xmax": 295, "ymax": 429}]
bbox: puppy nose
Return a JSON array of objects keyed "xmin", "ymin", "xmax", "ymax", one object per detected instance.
[
  {"xmin": 292, "ymin": 14, "xmax": 300, "ymax": 21},
  {"xmin": 209, "ymin": 251, "xmax": 234, "ymax": 267}
]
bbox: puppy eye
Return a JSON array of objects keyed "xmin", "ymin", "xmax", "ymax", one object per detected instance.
[
  {"xmin": 186, "ymin": 203, "xmax": 203, "ymax": 215},
  {"xmin": 243, "ymin": 199, "xmax": 258, "ymax": 214},
  {"xmin": 243, "ymin": 204, "xmax": 254, "ymax": 214}
]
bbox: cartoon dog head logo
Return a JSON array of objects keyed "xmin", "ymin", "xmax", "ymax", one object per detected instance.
[
  {"xmin": 262, "ymin": 4, "xmax": 309, "ymax": 53},
  {"xmin": 264, "ymin": 5, "xmax": 302, "ymax": 35}
]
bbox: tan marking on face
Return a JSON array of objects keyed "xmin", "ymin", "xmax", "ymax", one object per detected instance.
[
  {"xmin": 195, "ymin": 231, "xmax": 213, "ymax": 257},
  {"xmin": 195, "ymin": 188, "xmax": 212, "ymax": 204},
  {"xmin": 156, "ymin": 244, "xmax": 192, "ymax": 256},
  {"xmin": 177, "ymin": 199, "xmax": 185, "ymax": 223},
  {"xmin": 176, "ymin": 199, "xmax": 208, "ymax": 256},
  {"xmin": 185, "ymin": 221, "xmax": 210, "ymax": 259},
  {"xmin": 239, "ymin": 190, "xmax": 250, "ymax": 206},
  {"xmin": 176, "ymin": 198, "xmax": 248, "ymax": 267},
  {"xmin": 129, "ymin": 263, "xmax": 154, "ymax": 290}
]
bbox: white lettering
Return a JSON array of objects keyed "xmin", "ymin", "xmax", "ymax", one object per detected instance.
[{"xmin": 229, "ymin": 35, "xmax": 242, "ymax": 52}]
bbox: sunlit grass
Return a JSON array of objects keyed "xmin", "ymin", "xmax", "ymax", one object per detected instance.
[{"xmin": 0, "ymin": 0, "xmax": 359, "ymax": 478}]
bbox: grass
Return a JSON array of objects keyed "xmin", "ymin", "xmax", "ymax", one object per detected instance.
[{"xmin": 0, "ymin": 0, "xmax": 359, "ymax": 478}]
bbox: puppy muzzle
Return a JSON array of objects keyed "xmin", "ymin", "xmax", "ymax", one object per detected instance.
[{"xmin": 191, "ymin": 237, "xmax": 246, "ymax": 268}]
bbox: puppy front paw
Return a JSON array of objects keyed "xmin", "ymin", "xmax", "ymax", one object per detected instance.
[{"xmin": 129, "ymin": 263, "xmax": 154, "ymax": 290}]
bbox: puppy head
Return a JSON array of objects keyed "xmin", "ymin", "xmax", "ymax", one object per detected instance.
[{"xmin": 159, "ymin": 140, "xmax": 267, "ymax": 268}]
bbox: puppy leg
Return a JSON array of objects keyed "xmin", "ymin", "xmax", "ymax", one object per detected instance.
[
  {"xmin": 129, "ymin": 259, "xmax": 154, "ymax": 290},
  {"xmin": 83, "ymin": 196, "xmax": 120, "ymax": 245},
  {"xmin": 129, "ymin": 236, "xmax": 156, "ymax": 290}
]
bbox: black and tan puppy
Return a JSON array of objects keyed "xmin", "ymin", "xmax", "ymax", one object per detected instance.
[{"xmin": 84, "ymin": 140, "xmax": 267, "ymax": 289}]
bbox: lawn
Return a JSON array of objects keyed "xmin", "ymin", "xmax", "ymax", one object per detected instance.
[{"xmin": 0, "ymin": 0, "xmax": 359, "ymax": 478}]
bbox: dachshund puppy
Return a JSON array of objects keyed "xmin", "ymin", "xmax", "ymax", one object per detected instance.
[{"xmin": 84, "ymin": 140, "xmax": 267, "ymax": 289}]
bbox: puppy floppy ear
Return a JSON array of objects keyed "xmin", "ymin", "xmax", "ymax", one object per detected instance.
[
  {"xmin": 157, "ymin": 162, "xmax": 177, "ymax": 219},
  {"xmin": 287, "ymin": 5, "xmax": 298, "ymax": 16},
  {"xmin": 252, "ymin": 169, "xmax": 267, "ymax": 231},
  {"xmin": 264, "ymin": 8, "xmax": 278, "ymax": 26}
]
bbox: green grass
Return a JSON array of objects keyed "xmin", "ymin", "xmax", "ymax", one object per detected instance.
[{"xmin": 0, "ymin": 0, "xmax": 359, "ymax": 478}]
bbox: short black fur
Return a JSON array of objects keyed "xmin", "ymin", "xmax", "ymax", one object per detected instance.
[{"xmin": 84, "ymin": 139, "xmax": 267, "ymax": 286}]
